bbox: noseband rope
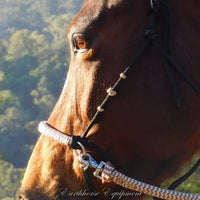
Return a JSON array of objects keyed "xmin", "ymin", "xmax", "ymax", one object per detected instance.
[
  {"xmin": 38, "ymin": 0, "xmax": 200, "ymax": 199},
  {"xmin": 39, "ymin": 121, "xmax": 200, "ymax": 200}
]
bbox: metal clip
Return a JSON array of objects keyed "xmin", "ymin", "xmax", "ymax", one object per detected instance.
[
  {"xmin": 78, "ymin": 153, "xmax": 106, "ymax": 180},
  {"xmin": 93, "ymin": 161, "xmax": 106, "ymax": 179},
  {"xmin": 75, "ymin": 142, "xmax": 106, "ymax": 180},
  {"xmin": 78, "ymin": 153, "xmax": 98, "ymax": 171}
]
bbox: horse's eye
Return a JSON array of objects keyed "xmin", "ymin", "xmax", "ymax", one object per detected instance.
[
  {"xmin": 72, "ymin": 34, "xmax": 90, "ymax": 53},
  {"xmin": 76, "ymin": 38, "xmax": 87, "ymax": 50}
]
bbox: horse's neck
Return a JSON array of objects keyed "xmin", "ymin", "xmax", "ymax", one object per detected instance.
[
  {"xmin": 167, "ymin": 0, "xmax": 200, "ymax": 67},
  {"xmin": 170, "ymin": 0, "xmax": 200, "ymax": 23}
]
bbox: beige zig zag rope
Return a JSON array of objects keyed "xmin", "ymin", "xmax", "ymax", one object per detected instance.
[
  {"xmin": 38, "ymin": 121, "xmax": 200, "ymax": 200},
  {"xmin": 102, "ymin": 163, "xmax": 200, "ymax": 200}
]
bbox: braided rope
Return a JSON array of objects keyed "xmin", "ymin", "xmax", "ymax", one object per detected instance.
[
  {"xmin": 102, "ymin": 163, "xmax": 200, "ymax": 200},
  {"xmin": 38, "ymin": 121, "xmax": 200, "ymax": 199},
  {"xmin": 38, "ymin": 121, "xmax": 71, "ymax": 145}
]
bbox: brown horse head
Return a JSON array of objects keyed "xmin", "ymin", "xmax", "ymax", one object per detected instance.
[{"xmin": 18, "ymin": 0, "xmax": 200, "ymax": 199}]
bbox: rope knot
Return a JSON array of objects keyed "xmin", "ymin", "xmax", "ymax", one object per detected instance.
[
  {"xmin": 145, "ymin": 28, "xmax": 158, "ymax": 40},
  {"xmin": 69, "ymin": 136, "xmax": 88, "ymax": 150}
]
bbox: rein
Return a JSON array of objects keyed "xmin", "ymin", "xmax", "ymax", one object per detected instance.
[{"xmin": 38, "ymin": 0, "xmax": 200, "ymax": 199}]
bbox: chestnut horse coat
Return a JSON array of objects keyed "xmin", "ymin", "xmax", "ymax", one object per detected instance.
[{"xmin": 18, "ymin": 0, "xmax": 200, "ymax": 200}]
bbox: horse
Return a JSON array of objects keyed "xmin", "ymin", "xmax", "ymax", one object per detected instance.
[{"xmin": 17, "ymin": 0, "xmax": 200, "ymax": 199}]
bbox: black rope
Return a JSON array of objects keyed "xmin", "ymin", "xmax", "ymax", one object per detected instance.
[
  {"xmin": 69, "ymin": 0, "xmax": 200, "ymax": 198},
  {"xmin": 81, "ymin": 168, "xmax": 100, "ymax": 200},
  {"xmin": 168, "ymin": 157, "xmax": 200, "ymax": 190},
  {"xmin": 150, "ymin": 1, "xmax": 200, "ymax": 199},
  {"xmin": 78, "ymin": 0, "xmax": 200, "ymax": 147},
  {"xmin": 86, "ymin": 141, "xmax": 144, "ymax": 181},
  {"xmin": 81, "ymin": 40, "xmax": 150, "ymax": 139},
  {"xmin": 69, "ymin": 136, "xmax": 89, "ymax": 149},
  {"xmin": 153, "ymin": 40, "xmax": 200, "ymax": 95},
  {"xmin": 161, "ymin": 0, "xmax": 181, "ymax": 107},
  {"xmin": 153, "ymin": 157, "xmax": 200, "ymax": 200},
  {"xmin": 153, "ymin": 1, "xmax": 200, "ymax": 97},
  {"xmin": 150, "ymin": 0, "xmax": 161, "ymax": 14}
]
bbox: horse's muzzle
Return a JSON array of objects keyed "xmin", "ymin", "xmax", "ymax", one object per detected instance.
[{"xmin": 16, "ymin": 189, "xmax": 53, "ymax": 200}]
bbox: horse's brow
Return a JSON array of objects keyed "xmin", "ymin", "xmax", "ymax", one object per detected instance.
[{"xmin": 68, "ymin": 2, "xmax": 107, "ymax": 37}]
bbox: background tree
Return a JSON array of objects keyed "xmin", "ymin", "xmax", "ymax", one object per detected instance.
[
  {"xmin": 0, "ymin": 1, "xmax": 83, "ymax": 198},
  {"xmin": 0, "ymin": 0, "xmax": 199, "ymax": 199}
]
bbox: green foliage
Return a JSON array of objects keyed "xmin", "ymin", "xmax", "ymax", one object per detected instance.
[
  {"xmin": 0, "ymin": 41, "xmax": 7, "ymax": 60},
  {"xmin": 1, "ymin": 198, "xmax": 15, "ymax": 200},
  {"xmin": 0, "ymin": 71, "xmax": 5, "ymax": 82},
  {"xmin": 0, "ymin": 0, "xmax": 83, "ymax": 199},
  {"xmin": 178, "ymin": 154, "xmax": 200, "ymax": 195},
  {"xmin": 44, "ymin": 14, "xmax": 73, "ymax": 49},
  {"xmin": 161, "ymin": 153, "xmax": 200, "ymax": 195},
  {"xmin": 8, "ymin": 30, "xmax": 50, "ymax": 59},
  {"xmin": 0, "ymin": 0, "xmax": 199, "ymax": 199},
  {"xmin": 0, "ymin": 160, "xmax": 24, "ymax": 199},
  {"xmin": 31, "ymin": 76, "xmax": 56, "ymax": 115},
  {"xmin": 0, "ymin": 0, "xmax": 84, "ymax": 40},
  {"xmin": 0, "ymin": 90, "xmax": 10, "ymax": 106}
]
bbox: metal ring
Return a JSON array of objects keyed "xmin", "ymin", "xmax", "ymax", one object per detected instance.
[{"xmin": 77, "ymin": 142, "xmax": 86, "ymax": 156}]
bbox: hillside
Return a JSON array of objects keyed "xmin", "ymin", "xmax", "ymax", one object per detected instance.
[
  {"xmin": 0, "ymin": 0, "xmax": 83, "ymax": 199},
  {"xmin": 0, "ymin": 0, "xmax": 199, "ymax": 199}
]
